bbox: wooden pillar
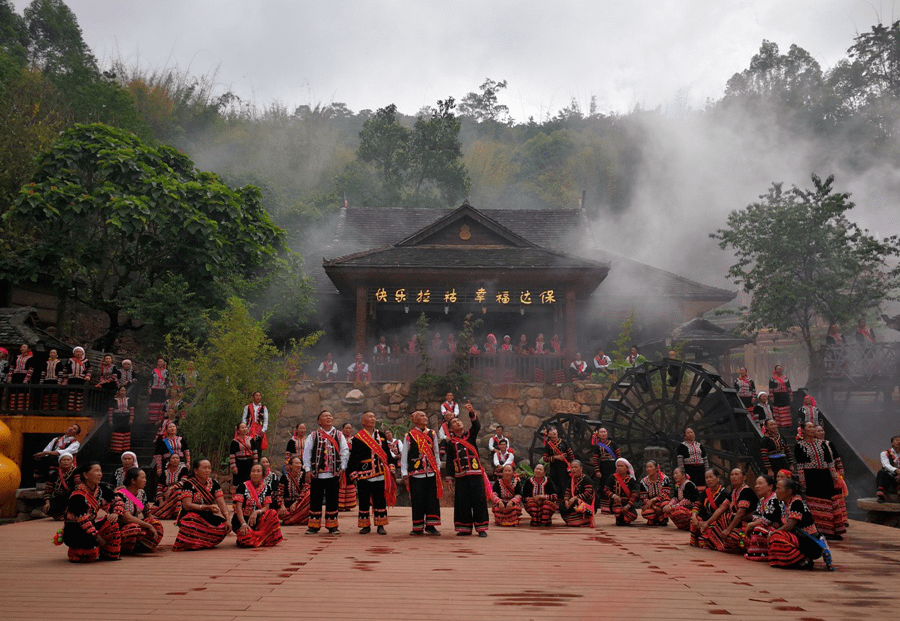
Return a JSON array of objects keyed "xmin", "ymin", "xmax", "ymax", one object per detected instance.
[
  {"xmin": 565, "ymin": 288, "xmax": 577, "ymax": 358},
  {"xmin": 355, "ymin": 284, "xmax": 367, "ymax": 356}
]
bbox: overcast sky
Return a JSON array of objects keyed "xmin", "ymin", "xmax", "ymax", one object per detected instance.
[{"xmin": 15, "ymin": 0, "xmax": 894, "ymax": 119}]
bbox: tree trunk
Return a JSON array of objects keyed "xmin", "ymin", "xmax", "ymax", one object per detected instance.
[{"xmin": 93, "ymin": 308, "xmax": 122, "ymax": 352}]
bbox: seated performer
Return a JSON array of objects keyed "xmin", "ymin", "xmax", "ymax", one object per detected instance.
[
  {"xmin": 662, "ymin": 467, "xmax": 699, "ymax": 530},
  {"xmin": 700, "ymin": 468, "xmax": 757, "ymax": 552},
  {"xmin": 445, "ymin": 402, "xmax": 491, "ymax": 536},
  {"xmin": 743, "ymin": 475, "xmax": 780, "ymax": 562},
  {"xmin": 515, "ymin": 334, "xmax": 531, "ymax": 355},
  {"xmin": 639, "ymin": 460, "xmax": 671, "ymax": 526},
  {"xmin": 277, "ymin": 456, "xmax": 310, "ymax": 525},
  {"xmin": 492, "ymin": 439, "xmax": 515, "ymax": 478},
  {"xmin": 285, "ymin": 422, "xmax": 307, "ymax": 466},
  {"xmin": 303, "ymin": 410, "xmax": 350, "ymax": 534},
  {"xmin": 402, "ymin": 410, "xmax": 442, "ymax": 536},
  {"xmin": 569, "ymin": 352, "xmax": 590, "ymax": 381},
  {"xmin": 347, "ymin": 411, "xmax": 397, "ymax": 535},
  {"xmin": 605, "ymin": 458, "xmax": 640, "ymax": 526},
  {"xmin": 113, "ymin": 451, "xmax": 138, "ymax": 489},
  {"xmin": 488, "ymin": 425, "xmax": 509, "ymax": 453},
  {"xmin": 561, "ymin": 460, "xmax": 594, "ymax": 527},
  {"xmin": 522, "ymin": 463, "xmax": 558, "ymax": 527},
  {"xmin": 317, "ymin": 353, "xmax": 339, "ymax": 381},
  {"xmin": 533, "ymin": 333, "xmax": 546, "ymax": 355},
  {"xmin": 491, "ymin": 464, "xmax": 523, "ymax": 527},
  {"xmin": 43, "ymin": 453, "xmax": 79, "ymax": 520},
  {"xmin": 876, "ymin": 434, "xmax": 900, "ymax": 502},
  {"xmin": 155, "ymin": 422, "xmax": 191, "ymax": 478},
  {"xmin": 33, "ymin": 423, "xmax": 81, "ymax": 482},
  {"xmin": 232, "ymin": 463, "xmax": 283, "ymax": 548},
  {"xmin": 500, "ymin": 335, "xmax": 514, "ymax": 352},
  {"xmin": 768, "ymin": 478, "xmax": 823, "ymax": 570},
  {"xmin": 62, "ymin": 462, "xmax": 120, "ymax": 563},
  {"xmin": 172, "ymin": 459, "xmax": 231, "ymax": 551},
  {"xmin": 689, "ymin": 469, "xmax": 729, "ymax": 549},
  {"xmin": 347, "ymin": 353, "xmax": 371, "ymax": 382},
  {"xmin": 593, "ymin": 348, "xmax": 611, "ymax": 372},
  {"xmin": 591, "ymin": 427, "xmax": 620, "ymax": 512},
  {"xmin": 373, "ymin": 336, "xmax": 391, "ymax": 365},
  {"xmin": 151, "ymin": 454, "xmax": 188, "ymax": 519},
  {"xmin": 116, "ymin": 467, "xmax": 164, "ymax": 555}
]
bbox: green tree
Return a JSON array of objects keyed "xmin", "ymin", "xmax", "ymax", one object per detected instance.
[
  {"xmin": 174, "ymin": 297, "xmax": 321, "ymax": 461},
  {"xmin": 2, "ymin": 122, "xmax": 290, "ymax": 351},
  {"xmin": 0, "ymin": 0, "xmax": 29, "ymax": 66},
  {"xmin": 356, "ymin": 103, "xmax": 409, "ymax": 203},
  {"xmin": 458, "ymin": 77, "xmax": 510, "ymax": 124},
  {"xmin": 408, "ymin": 97, "xmax": 471, "ymax": 206},
  {"xmin": 712, "ymin": 174, "xmax": 900, "ymax": 373}
]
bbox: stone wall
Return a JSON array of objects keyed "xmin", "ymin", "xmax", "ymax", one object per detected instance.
[{"xmin": 274, "ymin": 380, "xmax": 610, "ymax": 460}]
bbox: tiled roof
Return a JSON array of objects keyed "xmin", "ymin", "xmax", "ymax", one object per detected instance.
[{"xmin": 324, "ymin": 246, "xmax": 606, "ymax": 270}]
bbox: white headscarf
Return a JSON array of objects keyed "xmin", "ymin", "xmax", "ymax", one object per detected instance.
[
  {"xmin": 757, "ymin": 391, "xmax": 768, "ymax": 399},
  {"xmin": 121, "ymin": 451, "xmax": 139, "ymax": 468},
  {"xmin": 615, "ymin": 457, "xmax": 635, "ymax": 478},
  {"xmin": 73, "ymin": 346, "xmax": 85, "ymax": 355}
]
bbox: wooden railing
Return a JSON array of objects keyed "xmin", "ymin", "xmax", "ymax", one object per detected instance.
[
  {"xmin": 823, "ymin": 342, "xmax": 900, "ymax": 381},
  {"xmin": 0, "ymin": 384, "xmax": 110, "ymax": 417}
]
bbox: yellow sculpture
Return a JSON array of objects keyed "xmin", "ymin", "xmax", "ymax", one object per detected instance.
[{"xmin": 0, "ymin": 419, "xmax": 22, "ymax": 509}]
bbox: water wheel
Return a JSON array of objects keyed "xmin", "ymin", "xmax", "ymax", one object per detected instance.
[
  {"xmin": 528, "ymin": 413, "xmax": 604, "ymax": 467},
  {"xmin": 597, "ymin": 359, "xmax": 762, "ymax": 476}
]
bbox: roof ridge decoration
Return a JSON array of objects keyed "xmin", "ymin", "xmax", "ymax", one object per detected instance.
[{"xmin": 395, "ymin": 202, "xmax": 538, "ymax": 249}]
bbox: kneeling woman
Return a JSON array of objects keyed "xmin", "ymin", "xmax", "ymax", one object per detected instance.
[
  {"xmin": 277, "ymin": 456, "xmax": 310, "ymax": 525},
  {"xmin": 43, "ymin": 453, "xmax": 79, "ymax": 520},
  {"xmin": 689, "ymin": 469, "xmax": 729, "ymax": 549},
  {"xmin": 116, "ymin": 467, "xmax": 164, "ymax": 554},
  {"xmin": 152, "ymin": 454, "xmax": 188, "ymax": 519},
  {"xmin": 172, "ymin": 459, "xmax": 231, "ymax": 551},
  {"xmin": 522, "ymin": 464, "xmax": 558, "ymax": 527},
  {"xmin": 743, "ymin": 475, "xmax": 780, "ymax": 562},
  {"xmin": 768, "ymin": 478, "xmax": 823, "ymax": 569},
  {"xmin": 606, "ymin": 458, "xmax": 640, "ymax": 526},
  {"xmin": 62, "ymin": 462, "xmax": 121, "ymax": 562},
  {"xmin": 699, "ymin": 468, "xmax": 757, "ymax": 553},
  {"xmin": 662, "ymin": 467, "xmax": 698, "ymax": 530},
  {"xmin": 561, "ymin": 460, "xmax": 595, "ymax": 527},
  {"xmin": 639, "ymin": 460, "xmax": 671, "ymax": 526},
  {"xmin": 233, "ymin": 463, "xmax": 283, "ymax": 547},
  {"xmin": 491, "ymin": 464, "xmax": 523, "ymax": 527}
]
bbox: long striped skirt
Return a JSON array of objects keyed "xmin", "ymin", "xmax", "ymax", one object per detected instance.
[
  {"xmin": 280, "ymin": 491, "xmax": 311, "ymax": 526},
  {"xmin": 148, "ymin": 389, "xmax": 167, "ymax": 423},
  {"xmin": 151, "ymin": 487, "xmax": 182, "ymax": 520},
  {"xmin": 772, "ymin": 405, "xmax": 792, "ymax": 429},
  {"xmin": 610, "ymin": 498, "xmax": 637, "ymax": 526},
  {"xmin": 172, "ymin": 511, "xmax": 228, "ymax": 551},
  {"xmin": 705, "ymin": 518, "xmax": 746, "ymax": 552},
  {"xmin": 120, "ymin": 518, "xmax": 164, "ymax": 554},
  {"xmin": 669, "ymin": 506, "xmax": 693, "ymax": 531},
  {"xmin": 768, "ymin": 530, "xmax": 807, "ymax": 567},
  {"xmin": 641, "ymin": 502, "xmax": 668, "ymax": 526},
  {"xmin": 234, "ymin": 509, "xmax": 283, "ymax": 548},
  {"xmin": 66, "ymin": 380, "xmax": 86, "ymax": 412},
  {"xmin": 690, "ymin": 514, "xmax": 729, "ymax": 549},
  {"xmin": 744, "ymin": 525, "xmax": 775, "ymax": 562},
  {"xmin": 492, "ymin": 502, "xmax": 523, "ymax": 527},
  {"xmin": 64, "ymin": 518, "xmax": 121, "ymax": 563},
  {"xmin": 338, "ymin": 475, "xmax": 357, "ymax": 512},
  {"xmin": 803, "ymin": 469, "xmax": 847, "ymax": 537},
  {"xmin": 524, "ymin": 498, "xmax": 557, "ymax": 527}
]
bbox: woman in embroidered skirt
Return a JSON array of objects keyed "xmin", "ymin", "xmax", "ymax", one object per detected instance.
[
  {"xmin": 147, "ymin": 357, "xmax": 170, "ymax": 424},
  {"xmin": 172, "ymin": 458, "xmax": 230, "ymax": 551},
  {"xmin": 768, "ymin": 365, "xmax": 793, "ymax": 430},
  {"xmin": 689, "ymin": 469, "xmax": 729, "ymax": 549},
  {"xmin": 768, "ymin": 478, "xmax": 823, "ymax": 569},
  {"xmin": 229, "ymin": 422, "xmax": 258, "ymax": 485},
  {"xmin": 662, "ymin": 467, "xmax": 699, "ymax": 530},
  {"xmin": 605, "ymin": 458, "xmax": 640, "ymax": 526},
  {"xmin": 522, "ymin": 463, "xmax": 558, "ymax": 527},
  {"xmin": 491, "ymin": 464, "xmax": 523, "ymax": 526},
  {"xmin": 561, "ymin": 460, "xmax": 594, "ymax": 527},
  {"xmin": 152, "ymin": 454, "xmax": 188, "ymax": 519},
  {"xmin": 816, "ymin": 425, "xmax": 849, "ymax": 529},
  {"xmin": 108, "ymin": 387, "xmax": 134, "ymax": 454},
  {"xmin": 338, "ymin": 422, "xmax": 358, "ymax": 512},
  {"xmin": 43, "ymin": 453, "xmax": 79, "ymax": 520},
  {"xmin": 232, "ymin": 463, "xmax": 283, "ymax": 547},
  {"xmin": 277, "ymin": 456, "xmax": 310, "ymax": 525},
  {"xmin": 639, "ymin": 460, "xmax": 671, "ymax": 526},
  {"xmin": 794, "ymin": 421, "xmax": 846, "ymax": 539},
  {"xmin": 116, "ymin": 467, "xmax": 164, "ymax": 554},
  {"xmin": 700, "ymin": 468, "xmax": 757, "ymax": 552},
  {"xmin": 743, "ymin": 475, "xmax": 780, "ymax": 562},
  {"xmin": 62, "ymin": 462, "xmax": 121, "ymax": 562}
]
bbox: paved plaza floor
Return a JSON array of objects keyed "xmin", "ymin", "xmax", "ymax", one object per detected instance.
[{"xmin": 0, "ymin": 508, "xmax": 896, "ymax": 620}]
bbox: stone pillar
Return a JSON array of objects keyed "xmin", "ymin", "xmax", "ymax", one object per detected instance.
[{"xmin": 355, "ymin": 283, "xmax": 367, "ymax": 356}]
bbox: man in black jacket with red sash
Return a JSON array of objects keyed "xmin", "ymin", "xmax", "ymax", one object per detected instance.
[
  {"xmin": 402, "ymin": 410, "xmax": 442, "ymax": 536},
  {"xmin": 347, "ymin": 411, "xmax": 397, "ymax": 534},
  {"xmin": 446, "ymin": 403, "xmax": 491, "ymax": 537}
]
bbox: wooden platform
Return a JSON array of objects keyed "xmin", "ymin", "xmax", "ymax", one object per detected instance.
[{"xmin": 0, "ymin": 509, "xmax": 897, "ymax": 620}]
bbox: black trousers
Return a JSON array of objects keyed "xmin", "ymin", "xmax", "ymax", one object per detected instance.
[
  {"xmin": 357, "ymin": 478, "xmax": 388, "ymax": 527},
  {"xmin": 453, "ymin": 474, "xmax": 489, "ymax": 533},
  {"xmin": 309, "ymin": 476, "xmax": 340, "ymax": 529},
  {"xmin": 877, "ymin": 469, "xmax": 899, "ymax": 496},
  {"xmin": 409, "ymin": 475, "xmax": 441, "ymax": 531}
]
